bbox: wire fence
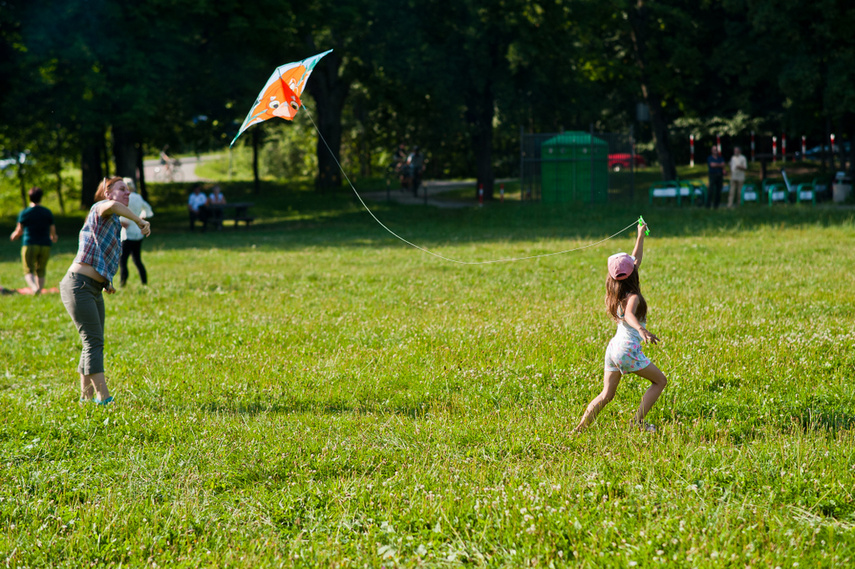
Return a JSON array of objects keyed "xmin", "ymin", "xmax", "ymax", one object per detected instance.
[{"xmin": 520, "ymin": 128, "xmax": 638, "ymax": 203}]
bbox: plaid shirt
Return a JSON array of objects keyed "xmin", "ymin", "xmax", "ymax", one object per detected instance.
[{"xmin": 74, "ymin": 202, "xmax": 122, "ymax": 283}]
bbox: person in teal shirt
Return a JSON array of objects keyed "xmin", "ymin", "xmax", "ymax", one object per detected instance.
[{"xmin": 10, "ymin": 187, "xmax": 58, "ymax": 294}]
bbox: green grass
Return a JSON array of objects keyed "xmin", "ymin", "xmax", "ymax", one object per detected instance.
[{"xmin": 2, "ymin": 181, "xmax": 855, "ymax": 567}]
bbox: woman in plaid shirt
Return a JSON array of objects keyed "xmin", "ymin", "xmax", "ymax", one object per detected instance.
[{"xmin": 60, "ymin": 177, "xmax": 151, "ymax": 405}]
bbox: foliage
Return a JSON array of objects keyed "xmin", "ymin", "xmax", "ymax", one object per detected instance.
[{"xmin": 2, "ymin": 0, "xmax": 855, "ymax": 205}]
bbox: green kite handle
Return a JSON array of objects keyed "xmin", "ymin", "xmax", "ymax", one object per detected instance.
[{"xmin": 638, "ymin": 215, "xmax": 650, "ymax": 236}]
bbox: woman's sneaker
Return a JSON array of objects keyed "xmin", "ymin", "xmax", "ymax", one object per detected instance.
[
  {"xmin": 631, "ymin": 420, "xmax": 656, "ymax": 433},
  {"xmin": 95, "ymin": 396, "xmax": 114, "ymax": 406}
]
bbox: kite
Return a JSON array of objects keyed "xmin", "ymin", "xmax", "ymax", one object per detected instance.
[{"xmin": 230, "ymin": 49, "xmax": 333, "ymax": 147}]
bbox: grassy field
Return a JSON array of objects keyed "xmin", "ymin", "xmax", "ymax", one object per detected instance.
[{"xmin": 2, "ymin": 181, "xmax": 854, "ymax": 567}]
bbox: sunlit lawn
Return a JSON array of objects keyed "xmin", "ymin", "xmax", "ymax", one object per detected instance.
[{"xmin": 2, "ymin": 181, "xmax": 854, "ymax": 567}]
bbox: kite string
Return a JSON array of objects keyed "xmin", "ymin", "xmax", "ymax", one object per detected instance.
[{"xmin": 301, "ymin": 105, "xmax": 637, "ymax": 265}]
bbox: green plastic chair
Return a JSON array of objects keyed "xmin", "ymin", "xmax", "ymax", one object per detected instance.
[
  {"xmin": 648, "ymin": 181, "xmax": 681, "ymax": 205},
  {"xmin": 795, "ymin": 182, "xmax": 816, "ymax": 205},
  {"xmin": 740, "ymin": 183, "xmax": 758, "ymax": 204}
]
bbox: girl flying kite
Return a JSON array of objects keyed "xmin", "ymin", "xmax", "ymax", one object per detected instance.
[{"xmin": 574, "ymin": 221, "xmax": 667, "ymax": 433}]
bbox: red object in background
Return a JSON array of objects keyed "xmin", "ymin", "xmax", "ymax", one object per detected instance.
[
  {"xmin": 500, "ymin": 184, "xmax": 505, "ymax": 202},
  {"xmin": 689, "ymin": 135, "xmax": 695, "ymax": 167},
  {"xmin": 478, "ymin": 184, "xmax": 484, "ymax": 206},
  {"xmin": 801, "ymin": 135, "xmax": 806, "ymax": 156},
  {"xmin": 772, "ymin": 136, "xmax": 777, "ymax": 162},
  {"xmin": 782, "ymin": 133, "xmax": 787, "ymax": 163},
  {"xmin": 608, "ymin": 153, "xmax": 647, "ymax": 172},
  {"xmin": 751, "ymin": 131, "xmax": 755, "ymax": 162}
]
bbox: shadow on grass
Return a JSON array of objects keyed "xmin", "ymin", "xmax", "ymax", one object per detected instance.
[
  {"xmin": 195, "ymin": 397, "xmax": 430, "ymax": 420},
  {"xmin": 796, "ymin": 408, "xmax": 855, "ymax": 432},
  {"xmin": 668, "ymin": 397, "xmax": 855, "ymax": 444},
  {"xmin": 4, "ymin": 179, "xmax": 854, "ymax": 262}
]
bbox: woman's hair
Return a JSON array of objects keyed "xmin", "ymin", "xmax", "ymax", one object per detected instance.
[
  {"xmin": 94, "ymin": 177, "xmax": 125, "ymax": 201},
  {"xmin": 28, "ymin": 187, "xmax": 43, "ymax": 204},
  {"xmin": 605, "ymin": 268, "xmax": 647, "ymax": 322}
]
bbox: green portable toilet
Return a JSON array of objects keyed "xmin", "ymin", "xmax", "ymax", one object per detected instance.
[{"xmin": 540, "ymin": 132, "xmax": 609, "ymax": 203}]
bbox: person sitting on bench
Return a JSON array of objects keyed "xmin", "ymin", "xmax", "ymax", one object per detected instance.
[{"xmin": 188, "ymin": 184, "xmax": 209, "ymax": 231}]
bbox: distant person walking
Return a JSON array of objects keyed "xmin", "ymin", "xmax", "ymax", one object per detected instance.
[
  {"xmin": 119, "ymin": 178, "xmax": 154, "ymax": 287},
  {"xmin": 60, "ymin": 177, "xmax": 151, "ymax": 405},
  {"xmin": 728, "ymin": 147, "xmax": 748, "ymax": 207},
  {"xmin": 406, "ymin": 146, "xmax": 425, "ymax": 196},
  {"xmin": 9, "ymin": 187, "xmax": 58, "ymax": 295},
  {"xmin": 706, "ymin": 146, "xmax": 727, "ymax": 209}
]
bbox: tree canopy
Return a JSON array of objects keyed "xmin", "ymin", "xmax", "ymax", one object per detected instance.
[{"xmin": 1, "ymin": 0, "xmax": 853, "ymax": 206}]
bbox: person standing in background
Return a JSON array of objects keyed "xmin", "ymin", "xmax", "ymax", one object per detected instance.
[
  {"xmin": 119, "ymin": 178, "xmax": 154, "ymax": 287},
  {"xmin": 728, "ymin": 147, "xmax": 748, "ymax": 208},
  {"xmin": 706, "ymin": 146, "xmax": 727, "ymax": 209},
  {"xmin": 10, "ymin": 187, "xmax": 58, "ymax": 295}
]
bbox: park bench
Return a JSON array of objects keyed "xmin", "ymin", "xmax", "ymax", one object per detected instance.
[
  {"xmin": 764, "ymin": 180, "xmax": 789, "ymax": 204},
  {"xmin": 648, "ymin": 180, "xmax": 706, "ymax": 206},
  {"xmin": 795, "ymin": 182, "xmax": 817, "ymax": 205},
  {"xmin": 210, "ymin": 202, "xmax": 255, "ymax": 229},
  {"xmin": 740, "ymin": 183, "xmax": 759, "ymax": 204},
  {"xmin": 648, "ymin": 181, "xmax": 680, "ymax": 205}
]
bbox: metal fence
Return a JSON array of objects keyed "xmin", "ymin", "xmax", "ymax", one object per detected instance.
[{"xmin": 520, "ymin": 128, "xmax": 638, "ymax": 202}]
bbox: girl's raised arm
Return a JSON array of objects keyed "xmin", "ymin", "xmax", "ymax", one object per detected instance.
[{"xmin": 631, "ymin": 222, "xmax": 647, "ymax": 268}]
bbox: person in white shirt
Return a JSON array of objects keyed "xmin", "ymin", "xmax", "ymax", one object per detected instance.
[
  {"xmin": 187, "ymin": 184, "xmax": 209, "ymax": 231},
  {"xmin": 208, "ymin": 185, "xmax": 226, "ymax": 229},
  {"xmin": 728, "ymin": 147, "xmax": 748, "ymax": 207},
  {"xmin": 119, "ymin": 178, "xmax": 154, "ymax": 286}
]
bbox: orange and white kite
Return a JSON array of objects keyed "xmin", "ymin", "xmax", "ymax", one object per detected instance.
[{"xmin": 231, "ymin": 49, "xmax": 332, "ymax": 146}]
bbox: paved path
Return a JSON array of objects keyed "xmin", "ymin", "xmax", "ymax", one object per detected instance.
[
  {"xmin": 143, "ymin": 154, "xmax": 222, "ymax": 183},
  {"xmin": 361, "ymin": 179, "xmax": 514, "ymax": 209},
  {"xmin": 140, "ymin": 157, "xmax": 510, "ymax": 210}
]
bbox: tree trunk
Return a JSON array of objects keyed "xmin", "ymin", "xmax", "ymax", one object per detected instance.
[
  {"xmin": 848, "ymin": 113, "xmax": 855, "ymax": 179},
  {"xmin": 101, "ymin": 132, "xmax": 110, "ymax": 179},
  {"xmin": 628, "ymin": 1, "xmax": 677, "ymax": 181},
  {"xmin": 81, "ymin": 131, "xmax": 103, "ymax": 208},
  {"xmin": 306, "ymin": 50, "xmax": 349, "ymax": 192},
  {"xmin": 55, "ymin": 171, "xmax": 65, "ymax": 214},
  {"xmin": 55, "ymin": 126, "xmax": 66, "ymax": 214},
  {"xmin": 112, "ymin": 126, "xmax": 138, "ymax": 181},
  {"xmin": 17, "ymin": 161, "xmax": 27, "ymax": 210},
  {"xmin": 136, "ymin": 141, "xmax": 148, "ymax": 201},
  {"xmin": 466, "ymin": 47, "xmax": 498, "ymax": 199},
  {"xmin": 252, "ymin": 127, "xmax": 260, "ymax": 194},
  {"xmin": 472, "ymin": 103, "xmax": 495, "ymax": 199},
  {"xmin": 646, "ymin": 92, "xmax": 677, "ymax": 181}
]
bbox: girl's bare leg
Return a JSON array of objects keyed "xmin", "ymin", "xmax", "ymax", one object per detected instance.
[
  {"xmin": 574, "ymin": 370, "xmax": 623, "ymax": 432},
  {"xmin": 81, "ymin": 373, "xmax": 110, "ymax": 402},
  {"xmin": 632, "ymin": 362, "xmax": 667, "ymax": 424},
  {"xmin": 80, "ymin": 374, "xmax": 94, "ymax": 399}
]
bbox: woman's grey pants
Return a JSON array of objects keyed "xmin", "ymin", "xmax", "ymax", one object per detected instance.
[{"xmin": 60, "ymin": 272, "xmax": 106, "ymax": 375}]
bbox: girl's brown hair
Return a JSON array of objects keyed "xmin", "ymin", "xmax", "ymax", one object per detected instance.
[
  {"xmin": 605, "ymin": 268, "xmax": 647, "ymax": 322},
  {"xmin": 94, "ymin": 177, "xmax": 125, "ymax": 202}
]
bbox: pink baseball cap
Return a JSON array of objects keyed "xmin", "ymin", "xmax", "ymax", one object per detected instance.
[{"xmin": 607, "ymin": 253, "xmax": 636, "ymax": 280}]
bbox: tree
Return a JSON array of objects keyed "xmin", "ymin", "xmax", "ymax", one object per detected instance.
[{"xmin": 745, "ymin": 0, "xmax": 855, "ymax": 176}]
